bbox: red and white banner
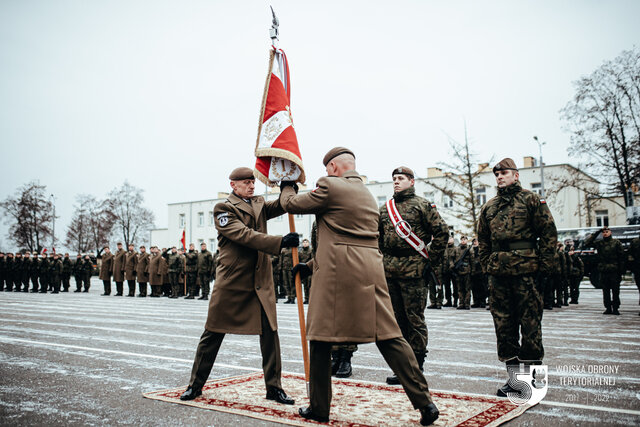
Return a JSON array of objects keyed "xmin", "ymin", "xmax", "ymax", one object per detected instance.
[
  {"xmin": 386, "ymin": 198, "xmax": 431, "ymax": 260},
  {"xmin": 254, "ymin": 47, "xmax": 305, "ymax": 186}
]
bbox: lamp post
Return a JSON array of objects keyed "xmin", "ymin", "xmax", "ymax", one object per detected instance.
[
  {"xmin": 533, "ymin": 136, "xmax": 546, "ymax": 198},
  {"xmin": 50, "ymin": 194, "xmax": 56, "ymax": 250}
]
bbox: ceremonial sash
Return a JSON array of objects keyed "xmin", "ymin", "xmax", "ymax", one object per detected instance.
[{"xmin": 386, "ymin": 198, "xmax": 430, "ymax": 260}]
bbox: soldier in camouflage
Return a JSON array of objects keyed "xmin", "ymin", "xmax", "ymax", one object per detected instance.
[
  {"xmin": 567, "ymin": 246, "xmax": 584, "ymax": 304},
  {"xmin": 477, "ymin": 158, "xmax": 557, "ymax": 397},
  {"xmin": 584, "ymin": 227, "xmax": 625, "ymax": 315},
  {"xmin": 279, "ymin": 246, "xmax": 295, "ymax": 303},
  {"xmin": 552, "ymin": 243, "xmax": 565, "ymax": 308},
  {"xmin": 62, "ymin": 253, "xmax": 72, "ymax": 292},
  {"xmin": 21, "ymin": 252, "xmax": 31, "ymax": 292},
  {"xmin": 470, "ymin": 238, "xmax": 487, "ymax": 308},
  {"xmin": 379, "ymin": 166, "xmax": 449, "ymax": 385},
  {"xmin": 441, "ymin": 237, "xmax": 457, "ymax": 307},
  {"xmin": 197, "ymin": 243, "xmax": 214, "ymax": 300},
  {"xmin": 39, "ymin": 253, "xmax": 50, "ymax": 293},
  {"xmin": 73, "ymin": 254, "xmax": 84, "ymax": 292},
  {"xmin": 82, "ymin": 255, "xmax": 93, "ymax": 292},
  {"xmin": 5, "ymin": 253, "xmax": 15, "ymax": 291},
  {"xmin": 50, "ymin": 253, "xmax": 63, "ymax": 294},
  {"xmin": 0, "ymin": 252, "xmax": 5, "ymax": 292},
  {"xmin": 185, "ymin": 243, "xmax": 199, "ymax": 299},
  {"xmin": 14, "ymin": 253, "xmax": 23, "ymax": 292},
  {"xmin": 452, "ymin": 236, "xmax": 472, "ymax": 309},
  {"xmin": 167, "ymin": 246, "xmax": 184, "ymax": 298},
  {"xmin": 298, "ymin": 239, "xmax": 313, "ymax": 304}
]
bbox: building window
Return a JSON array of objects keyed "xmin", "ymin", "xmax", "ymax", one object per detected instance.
[
  {"xmin": 179, "ymin": 214, "xmax": 185, "ymax": 228},
  {"xmin": 475, "ymin": 187, "xmax": 487, "ymax": 206},
  {"xmin": 296, "ymin": 214, "xmax": 304, "ymax": 219},
  {"xmin": 595, "ymin": 210, "xmax": 609, "ymax": 227},
  {"xmin": 377, "ymin": 196, "xmax": 387, "ymax": 207},
  {"xmin": 532, "ymin": 183, "xmax": 543, "ymax": 196},
  {"xmin": 274, "ymin": 215, "xmax": 283, "ymax": 222},
  {"xmin": 423, "ymin": 192, "xmax": 435, "ymax": 202},
  {"xmin": 198, "ymin": 212, "xmax": 204, "ymax": 227},
  {"xmin": 209, "ymin": 211, "xmax": 215, "ymax": 226},
  {"xmin": 443, "ymin": 195, "xmax": 454, "ymax": 208},
  {"xmin": 209, "ymin": 239, "xmax": 217, "ymax": 251},
  {"xmin": 198, "ymin": 239, "xmax": 204, "ymax": 246}
]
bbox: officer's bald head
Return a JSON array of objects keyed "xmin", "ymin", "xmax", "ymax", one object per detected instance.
[{"xmin": 326, "ymin": 153, "xmax": 355, "ymax": 177}]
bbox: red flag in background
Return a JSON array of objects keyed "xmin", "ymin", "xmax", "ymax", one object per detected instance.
[
  {"xmin": 254, "ymin": 47, "xmax": 305, "ymax": 186},
  {"xmin": 41, "ymin": 248, "xmax": 47, "ymax": 255},
  {"xmin": 180, "ymin": 229, "xmax": 186, "ymax": 250}
]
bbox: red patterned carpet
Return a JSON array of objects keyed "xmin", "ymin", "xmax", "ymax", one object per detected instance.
[{"xmin": 143, "ymin": 372, "xmax": 534, "ymax": 426}]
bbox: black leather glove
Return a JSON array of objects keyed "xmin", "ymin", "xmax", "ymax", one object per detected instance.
[
  {"xmin": 281, "ymin": 232, "xmax": 300, "ymax": 248},
  {"xmin": 280, "ymin": 181, "xmax": 299, "ymax": 193},
  {"xmin": 292, "ymin": 263, "xmax": 312, "ymax": 280}
]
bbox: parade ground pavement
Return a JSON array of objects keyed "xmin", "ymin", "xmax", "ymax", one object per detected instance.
[{"xmin": 1, "ymin": 279, "xmax": 639, "ymax": 426}]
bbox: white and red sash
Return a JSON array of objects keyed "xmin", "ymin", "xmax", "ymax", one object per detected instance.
[{"xmin": 386, "ymin": 198, "xmax": 430, "ymax": 260}]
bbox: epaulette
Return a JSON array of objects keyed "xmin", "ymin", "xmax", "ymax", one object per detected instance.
[{"xmin": 540, "ymin": 199, "xmax": 546, "ymax": 204}]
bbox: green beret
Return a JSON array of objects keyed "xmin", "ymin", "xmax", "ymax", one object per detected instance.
[
  {"xmin": 323, "ymin": 147, "xmax": 355, "ymax": 166},
  {"xmin": 492, "ymin": 158, "xmax": 518, "ymax": 174}
]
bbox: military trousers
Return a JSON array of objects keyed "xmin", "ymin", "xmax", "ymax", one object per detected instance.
[
  {"xmin": 302, "ymin": 276, "xmax": 311, "ymax": 302},
  {"xmin": 386, "ymin": 277, "xmax": 428, "ymax": 356},
  {"xmin": 126, "ymin": 280, "xmax": 136, "ymax": 296},
  {"xmin": 169, "ymin": 272, "xmax": 181, "ymax": 296},
  {"xmin": 488, "ymin": 275, "xmax": 544, "ymax": 362},
  {"xmin": 309, "ymin": 338, "xmax": 433, "ymax": 418},
  {"xmin": 186, "ymin": 271, "xmax": 197, "ymax": 296},
  {"xmin": 600, "ymin": 272, "xmax": 621, "ymax": 310},
  {"xmin": 198, "ymin": 273, "xmax": 210, "ymax": 297},
  {"xmin": 138, "ymin": 282, "xmax": 147, "ymax": 296},
  {"xmin": 74, "ymin": 275, "xmax": 83, "ymax": 291},
  {"xmin": 441, "ymin": 271, "xmax": 454, "ymax": 304},
  {"xmin": 38, "ymin": 276, "xmax": 47, "ymax": 293},
  {"xmin": 471, "ymin": 274, "xmax": 487, "ymax": 306},
  {"xmin": 282, "ymin": 269, "xmax": 294, "ymax": 299},
  {"xmin": 115, "ymin": 281, "xmax": 124, "ymax": 295},
  {"xmin": 427, "ymin": 271, "xmax": 443, "ymax": 306},
  {"xmin": 21, "ymin": 275, "xmax": 30, "ymax": 292},
  {"xmin": 188, "ymin": 307, "xmax": 282, "ymax": 391},
  {"xmin": 457, "ymin": 273, "xmax": 472, "ymax": 308},
  {"xmin": 62, "ymin": 274, "xmax": 71, "ymax": 291},
  {"xmin": 569, "ymin": 276, "xmax": 581, "ymax": 303},
  {"xmin": 102, "ymin": 280, "xmax": 111, "ymax": 295}
]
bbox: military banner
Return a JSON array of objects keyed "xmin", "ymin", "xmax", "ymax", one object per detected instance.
[{"xmin": 254, "ymin": 46, "xmax": 305, "ymax": 186}]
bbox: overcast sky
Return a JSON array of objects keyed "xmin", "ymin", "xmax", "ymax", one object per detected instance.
[{"xmin": 1, "ymin": 0, "xmax": 639, "ymax": 251}]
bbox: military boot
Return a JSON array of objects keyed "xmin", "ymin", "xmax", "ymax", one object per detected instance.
[
  {"xmin": 331, "ymin": 350, "xmax": 340, "ymax": 375},
  {"xmin": 335, "ymin": 349, "xmax": 353, "ymax": 378},
  {"xmin": 497, "ymin": 359, "xmax": 519, "ymax": 397}
]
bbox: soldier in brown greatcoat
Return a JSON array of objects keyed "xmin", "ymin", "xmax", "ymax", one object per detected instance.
[
  {"xmin": 179, "ymin": 167, "xmax": 298, "ymax": 405},
  {"xmin": 99, "ymin": 247, "xmax": 114, "ymax": 296},
  {"xmin": 281, "ymin": 148, "xmax": 439, "ymax": 426},
  {"xmin": 124, "ymin": 244, "xmax": 138, "ymax": 297},
  {"xmin": 112, "ymin": 242, "xmax": 126, "ymax": 296},
  {"xmin": 148, "ymin": 247, "xmax": 163, "ymax": 297},
  {"xmin": 137, "ymin": 246, "xmax": 150, "ymax": 297}
]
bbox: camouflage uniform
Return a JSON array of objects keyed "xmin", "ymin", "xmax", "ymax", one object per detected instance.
[
  {"xmin": 167, "ymin": 251, "xmax": 184, "ymax": 298},
  {"xmin": 441, "ymin": 243, "xmax": 457, "ymax": 306},
  {"xmin": 14, "ymin": 254, "xmax": 23, "ymax": 292},
  {"xmin": 82, "ymin": 258, "xmax": 93, "ymax": 291},
  {"xmin": 298, "ymin": 246, "xmax": 313, "ymax": 303},
  {"xmin": 5, "ymin": 255, "xmax": 15, "ymax": 291},
  {"xmin": 379, "ymin": 186, "xmax": 448, "ymax": 367},
  {"xmin": 197, "ymin": 249, "xmax": 214, "ymax": 299},
  {"xmin": 30, "ymin": 256, "xmax": 40, "ymax": 292},
  {"xmin": 38, "ymin": 255, "xmax": 50, "ymax": 293},
  {"xmin": 568, "ymin": 252, "xmax": 584, "ymax": 304},
  {"xmin": 50, "ymin": 257, "xmax": 63, "ymax": 293},
  {"xmin": 562, "ymin": 249, "xmax": 572, "ymax": 305},
  {"xmin": 477, "ymin": 181, "xmax": 557, "ymax": 363},
  {"xmin": 470, "ymin": 244, "xmax": 487, "ymax": 307},
  {"xmin": 584, "ymin": 230, "xmax": 625, "ymax": 313},
  {"xmin": 20, "ymin": 255, "xmax": 31, "ymax": 292},
  {"xmin": 184, "ymin": 249, "xmax": 198, "ymax": 298},
  {"xmin": 73, "ymin": 256, "xmax": 84, "ymax": 292},
  {"xmin": 62, "ymin": 256, "xmax": 72, "ymax": 292},
  {"xmin": 452, "ymin": 243, "xmax": 472, "ymax": 309},
  {"xmin": 552, "ymin": 247, "xmax": 565, "ymax": 307},
  {"xmin": 279, "ymin": 247, "xmax": 295, "ymax": 302}
]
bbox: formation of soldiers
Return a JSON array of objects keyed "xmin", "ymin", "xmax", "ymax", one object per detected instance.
[
  {"xmin": 0, "ymin": 251, "xmax": 93, "ymax": 293},
  {"xmin": 98, "ymin": 242, "xmax": 219, "ymax": 299}
]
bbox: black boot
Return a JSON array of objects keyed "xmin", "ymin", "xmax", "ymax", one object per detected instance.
[
  {"xmin": 331, "ymin": 350, "xmax": 340, "ymax": 375},
  {"xmin": 420, "ymin": 403, "xmax": 439, "ymax": 425},
  {"xmin": 335, "ymin": 349, "xmax": 353, "ymax": 378},
  {"xmin": 497, "ymin": 359, "xmax": 519, "ymax": 397}
]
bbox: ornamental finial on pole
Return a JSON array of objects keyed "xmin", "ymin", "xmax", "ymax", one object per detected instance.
[{"xmin": 269, "ymin": 6, "xmax": 279, "ymax": 47}]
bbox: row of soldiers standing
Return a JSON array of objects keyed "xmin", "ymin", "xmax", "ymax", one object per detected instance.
[
  {"xmin": 98, "ymin": 242, "xmax": 219, "ymax": 299},
  {"xmin": 273, "ymin": 238, "xmax": 313, "ymax": 304},
  {"xmin": 0, "ymin": 252, "xmax": 94, "ymax": 294}
]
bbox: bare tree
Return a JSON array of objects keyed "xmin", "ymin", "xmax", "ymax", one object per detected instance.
[
  {"xmin": 0, "ymin": 181, "xmax": 53, "ymax": 252},
  {"xmin": 107, "ymin": 182, "xmax": 155, "ymax": 247},
  {"xmin": 65, "ymin": 197, "xmax": 92, "ymax": 253},
  {"xmin": 421, "ymin": 122, "xmax": 492, "ymax": 234},
  {"xmin": 65, "ymin": 194, "xmax": 116, "ymax": 254},
  {"xmin": 561, "ymin": 47, "xmax": 640, "ymax": 206}
]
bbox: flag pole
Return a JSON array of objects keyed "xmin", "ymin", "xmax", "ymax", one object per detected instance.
[{"xmin": 288, "ymin": 213, "xmax": 310, "ymax": 394}]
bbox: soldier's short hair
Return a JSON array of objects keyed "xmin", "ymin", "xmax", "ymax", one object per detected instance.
[
  {"xmin": 140, "ymin": 245, "xmax": 146, "ymax": 249},
  {"xmin": 117, "ymin": 242, "xmax": 123, "ymax": 246},
  {"xmin": 461, "ymin": 235, "xmax": 468, "ymax": 240}
]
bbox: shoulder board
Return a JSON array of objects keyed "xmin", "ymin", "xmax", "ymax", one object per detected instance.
[
  {"xmin": 431, "ymin": 204, "xmax": 437, "ymax": 208},
  {"xmin": 540, "ymin": 199, "xmax": 546, "ymax": 204}
]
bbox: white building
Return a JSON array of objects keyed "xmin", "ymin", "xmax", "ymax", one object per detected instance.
[{"xmin": 150, "ymin": 158, "xmax": 627, "ymax": 249}]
